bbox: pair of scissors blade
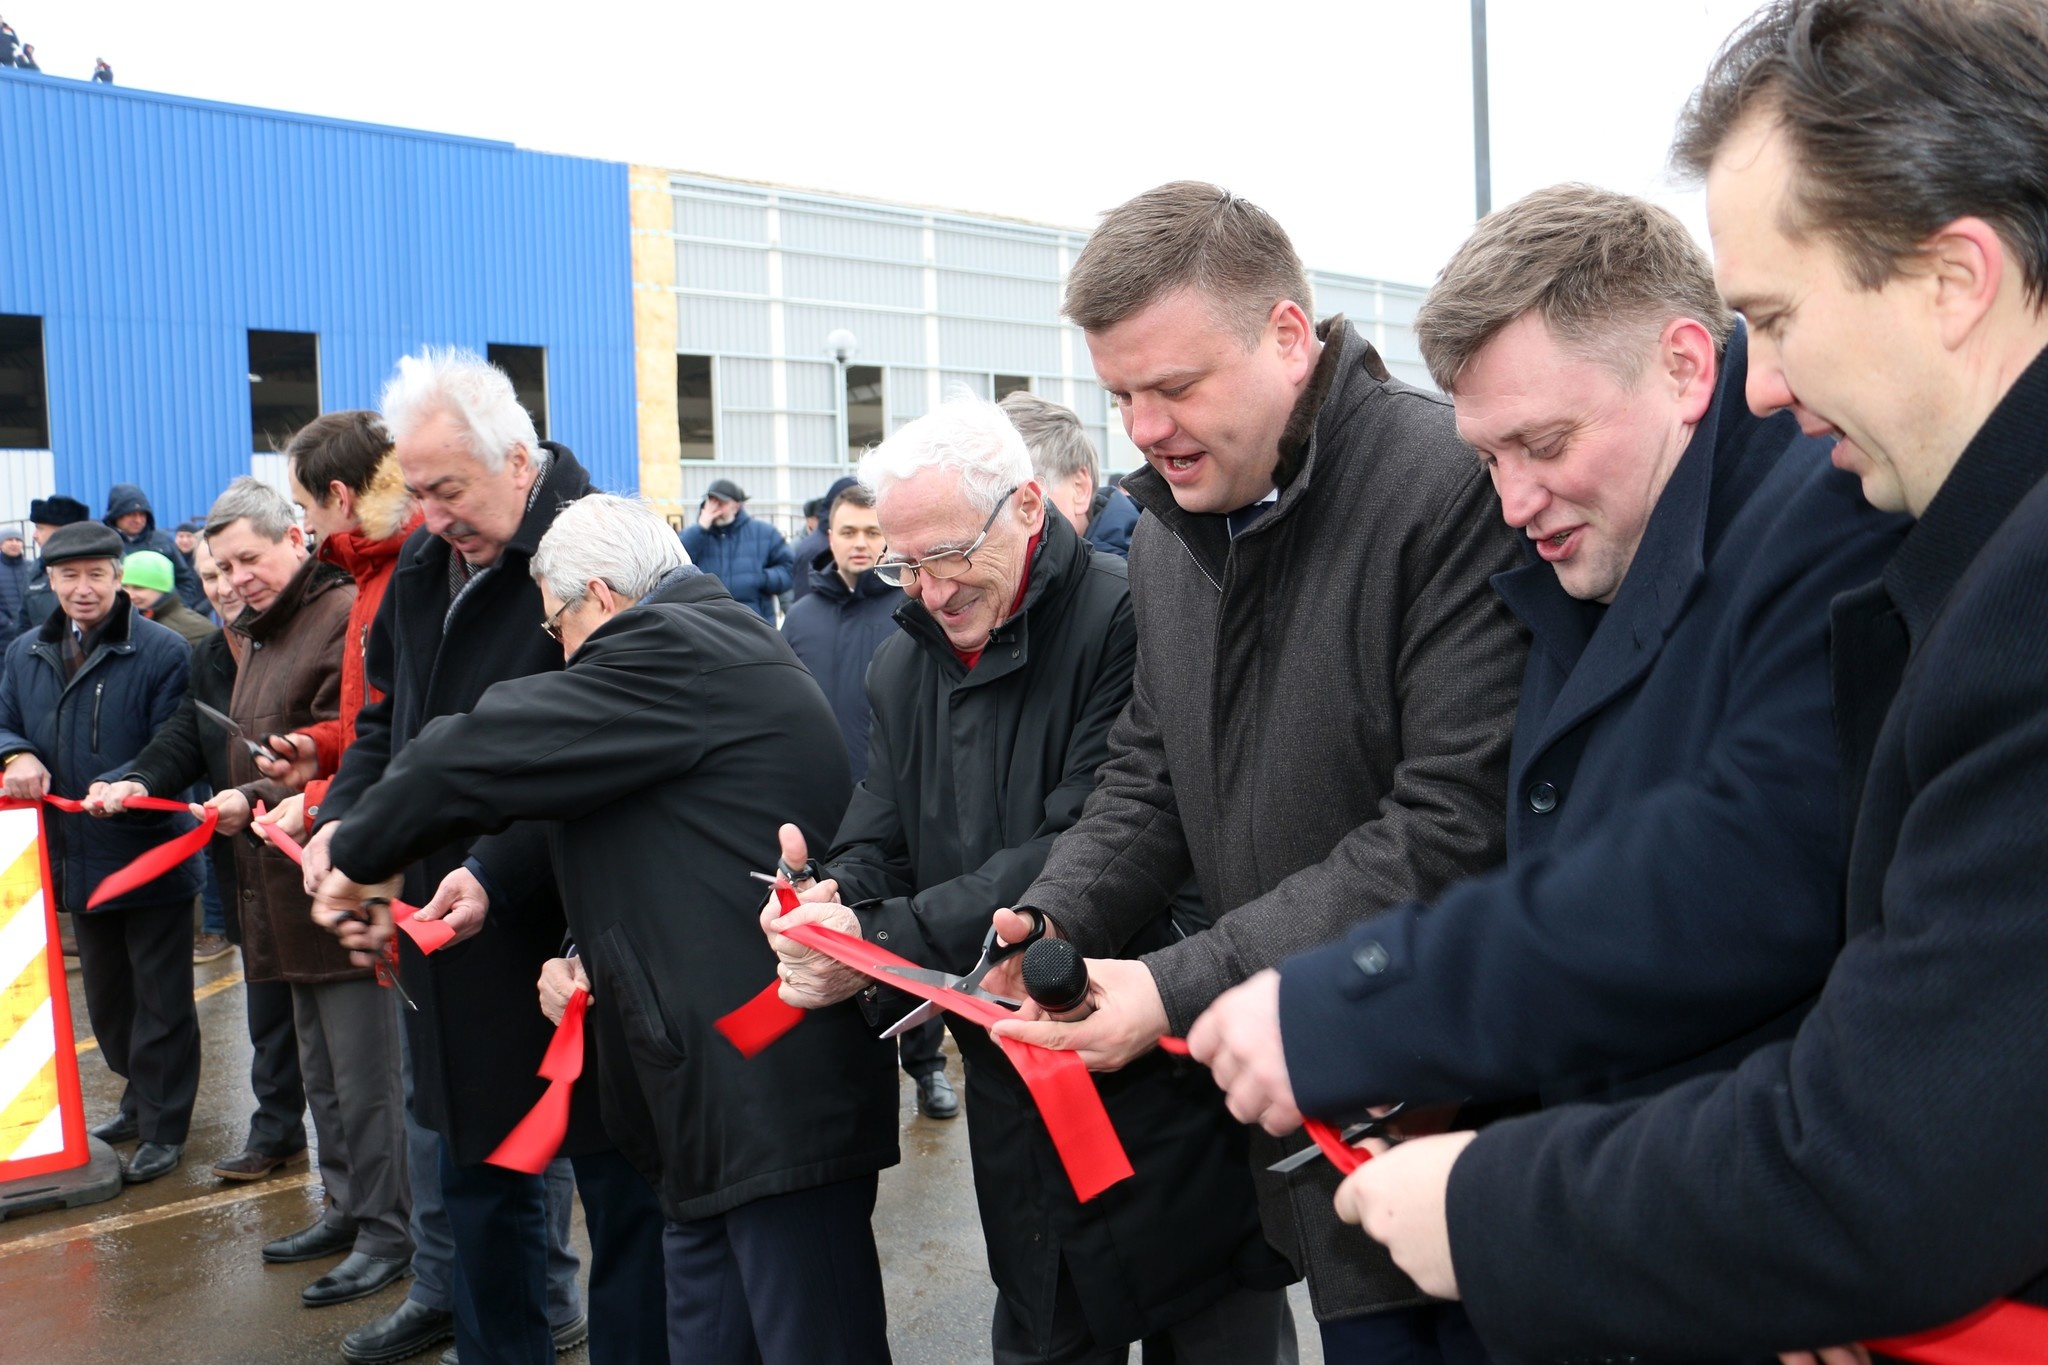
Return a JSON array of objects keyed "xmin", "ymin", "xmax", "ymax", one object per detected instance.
[
  {"xmin": 880, "ymin": 998, "xmax": 940, "ymax": 1039},
  {"xmin": 1265, "ymin": 1104, "xmax": 1411, "ymax": 1174},
  {"xmin": 874, "ymin": 963, "xmax": 1022, "ymax": 1008},
  {"xmin": 192, "ymin": 699, "xmax": 271, "ymax": 762}
]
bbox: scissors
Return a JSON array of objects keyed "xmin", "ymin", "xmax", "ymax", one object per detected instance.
[
  {"xmin": 191, "ymin": 699, "xmax": 292, "ymax": 766},
  {"xmin": 877, "ymin": 912, "xmax": 1045, "ymax": 1039},
  {"xmin": 1265, "ymin": 1103, "xmax": 1410, "ymax": 1174},
  {"xmin": 338, "ymin": 895, "xmax": 419, "ymax": 1012}
]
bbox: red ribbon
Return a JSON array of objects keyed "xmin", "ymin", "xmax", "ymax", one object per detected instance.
[
  {"xmin": 485, "ymin": 988, "xmax": 588, "ymax": 1174},
  {"xmin": 1868, "ymin": 1300, "xmax": 2048, "ymax": 1364},
  {"xmin": 1156, "ymin": 1034, "xmax": 1368, "ymax": 1174},
  {"xmin": 2, "ymin": 794, "xmax": 219, "ymax": 908},
  {"xmin": 251, "ymin": 811, "xmax": 454, "ymax": 954},
  {"xmin": 717, "ymin": 904, "xmax": 1136, "ymax": 1201}
]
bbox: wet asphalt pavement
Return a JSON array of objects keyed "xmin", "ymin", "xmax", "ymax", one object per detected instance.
[{"xmin": 1, "ymin": 931, "xmax": 1319, "ymax": 1365}]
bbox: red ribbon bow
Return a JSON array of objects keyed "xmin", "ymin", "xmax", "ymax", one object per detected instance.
[
  {"xmin": 2, "ymin": 793, "xmax": 219, "ymax": 908},
  {"xmin": 718, "ymin": 885, "xmax": 1135, "ymax": 1202}
]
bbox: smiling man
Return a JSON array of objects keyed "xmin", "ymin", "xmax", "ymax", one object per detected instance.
[
  {"xmin": 969, "ymin": 182, "xmax": 1529, "ymax": 1361},
  {"xmin": 1183, "ymin": 183, "xmax": 1903, "ymax": 1362},
  {"xmin": 1331, "ymin": 2, "xmax": 2048, "ymax": 1360}
]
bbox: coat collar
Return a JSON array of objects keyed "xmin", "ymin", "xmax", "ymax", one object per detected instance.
[
  {"xmin": 803, "ymin": 547, "xmax": 896, "ymax": 605},
  {"xmin": 319, "ymin": 510, "xmax": 423, "ymax": 585},
  {"xmin": 893, "ymin": 504, "xmax": 1086, "ymax": 684},
  {"xmin": 1882, "ymin": 340, "xmax": 2048, "ymax": 647}
]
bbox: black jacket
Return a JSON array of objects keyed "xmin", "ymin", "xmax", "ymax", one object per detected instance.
[
  {"xmin": 1445, "ymin": 346, "xmax": 2048, "ymax": 1358},
  {"xmin": 16, "ymin": 564, "xmax": 56, "ymax": 639},
  {"xmin": 0, "ymin": 594, "xmax": 200, "ymax": 913},
  {"xmin": 828, "ymin": 509, "xmax": 1292, "ymax": 1351},
  {"xmin": 779, "ymin": 552, "xmax": 899, "ymax": 783},
  {"xmin": 329, "ymin": 567, "xmax": 892, "ymax": 1222},
  {"xmin": 103, "ymin": 484, "xmax": 205, "ymax": 613},
  {"xmin": 1278, "ymin": 329, "xmax": 1907, "ymax": 1116},
  {"xmin": 0, "ymin": 549, "xmax": 29, "ymax": 632},
  {"xmin": 124, "ymin": 626, "xmax": 243, "ymax": 934},
  {"xmin": 1021, "ymin": 320, "xmax": 1529, "ymax": 1318},
  {"xmin": 317, "ymin": 444, "xmax": 610, "ymax": 1164}
]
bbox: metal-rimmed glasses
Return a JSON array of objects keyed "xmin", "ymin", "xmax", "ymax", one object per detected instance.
[
  {"xmin": 540, "ymin": 598, "xmax": 575, "ymax": 643},
  {"xmin": 872, "ymin": 487, "xmax": 1017, "ymax": 589}
]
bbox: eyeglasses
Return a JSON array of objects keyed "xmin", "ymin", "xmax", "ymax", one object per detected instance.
[
  {"xmin": 540, "ymin": 599, "xmax": 574, "ymax": 643},
  {"xmin": 872, "ymin": 488, "xmax": 1017, "ymax": 588}
]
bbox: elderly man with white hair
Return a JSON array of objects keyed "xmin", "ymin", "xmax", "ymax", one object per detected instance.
[
  {"xmin": 301, "ymin": 349, "xmax": 667, "ymax": 1365},
  {"xmin": 314, "ymin": 493, "xmax": 895, "ymax": 1365},
  {"xmin": 762, "ymin": 394, "xmax": 1297, "ymax": 1365}
]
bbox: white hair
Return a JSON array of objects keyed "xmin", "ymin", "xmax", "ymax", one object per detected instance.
[
  {"xmin": 531, "ymin": 494, "xmax": 688, "ymax": 607},
  {"xmin": 857, "ymin": 391, "xmax": 1035, "ymax": 518},
  {"xmin": 379, "ymin": 346, "xmax": 539, "ymax": 472}
]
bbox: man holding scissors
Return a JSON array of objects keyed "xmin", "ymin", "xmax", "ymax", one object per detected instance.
[{"xmin": 763, "ymin": 395, "xmax": 1296, "ymax": 1365}]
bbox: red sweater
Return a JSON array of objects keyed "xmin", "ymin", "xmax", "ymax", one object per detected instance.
[{"xmin": 300, "ymin": 512, "xmax": 423, "ymax": 810}]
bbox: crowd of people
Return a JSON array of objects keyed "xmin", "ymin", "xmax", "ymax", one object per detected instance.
[
  {"xmin": 7, "ymin": 2, "xmax": 2047, "ymax": 1363},
  {"xmin": 0, "ymin": 16, "xmax": 111, "ymax": 80}
]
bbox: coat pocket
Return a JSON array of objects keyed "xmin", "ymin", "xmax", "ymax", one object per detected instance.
[{"xmin": 592, "ymin": 924, "xmax": 687, "ymax": 1072}]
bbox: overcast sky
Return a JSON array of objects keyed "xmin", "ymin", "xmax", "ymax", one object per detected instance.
[{"xmin": 12, "ymin": 0, "xmax": 1763, "ymax": 287}]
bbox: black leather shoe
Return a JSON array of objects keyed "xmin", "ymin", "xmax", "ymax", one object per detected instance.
[
  {"xmin": 262, "ymin": 1219, "xmax": 358, "ymax": 1264},
  {"xmin": 122, "ymin": 1141, "xmax": 183, "ymax": 1183},
  {"xmin": 302, "ymin": 1251, "xmax": 409, "ymax": 1307},
  {"xmin": 342, "ymin": 1299, "xmax": 454, "ymax": 1364},
  {"xmin": 213, "ymin": 1147, "xmax": 306, "ymax": 1181},
  {"xmin": 437, "ymin": 1312, "xmax": 587, "ymax": 1364},
  {"xmin": 915, "ymin": 1071, "xmax": 960, "ymax": 1119},
  {"xmin": 90, "ymin": 1112, "xmax": 138, "ymax": 1143}
]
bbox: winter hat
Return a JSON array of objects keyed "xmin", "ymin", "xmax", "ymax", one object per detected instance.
[
  {"xmin": 103, "ymin": 485, "xmax": 153, "ymax": 520},
  {"xmin": 28, "ymin": 495, "xmax": 90, "ymax": 527},
  {"xmin": 704, "ymin": 479, "xmax": 750, "ymax": 503},
  {"xmin": 121, "ymin": 550, "xmax": 177, "ymax": 593},
  {"xmin": 40, "ymin": 522, "xmax": 125, "ymax": 567}
]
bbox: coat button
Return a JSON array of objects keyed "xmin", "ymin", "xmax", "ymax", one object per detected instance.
[
  {"xmin": 1351, "ymin": 941, "xmax": 1389, "ymax": 976},
  {"xmin": 1527, "ymin": 781, "xmax": 1559, "ymax": 814}
]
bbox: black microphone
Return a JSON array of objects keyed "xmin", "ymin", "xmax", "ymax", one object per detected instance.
[{"xmin": 1022, "ymin": 938, "xmax": 1092, "ymax": 1022}]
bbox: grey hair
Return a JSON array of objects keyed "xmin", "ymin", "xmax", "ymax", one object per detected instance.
[
  {"xmin": 1000, "ymin": 392, "xmax": 1099, "ymax": 490},
  {"xmin": 530, "ymin": 494, "xmax": 688, "ymax": 608},
  {"xmin": 379, "ymin": 346, "xmax": 539, "ymax": 472},
  {"xmin": 204, "ymin": 475, "xmax": 299, "ymax": 543},
  {"xmin": 859, "ymin": 391, "xmax": 1035, "ymax": 518}
]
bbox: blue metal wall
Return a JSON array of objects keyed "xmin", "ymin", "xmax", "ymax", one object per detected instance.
[{"xmin": 0, "ymin": 69, "xmax": 636, "ymax": 523}]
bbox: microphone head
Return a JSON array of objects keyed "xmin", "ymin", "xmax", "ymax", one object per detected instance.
[{"xmin": 1022, "ymin": 937, "xmax": 1089, "ymax": 1014}]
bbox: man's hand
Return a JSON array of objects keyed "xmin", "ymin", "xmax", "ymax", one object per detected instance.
[
  {"xmin": 259, "ymin": 792, "xmax": 308, "ymax": 841},
  {"xmin": 300, "ymin": 819, "xmax": 339, "ymax": 895},
  {"xmin": 696, "ymin": 498, "xmax": 723, "ymax": 530},
  {"xmin": 992, "ymin": 956, "xmax": 1169, "ymax": 1071},
  {"xmin": 85, "ymin": 779, "xmax": 149, "ymax": 815},
  {"xmin": 1186, "ymin": 969, "xmax": 1301, "ymax": 1134},
  {"xmin": 976, "ymin": 906, "xmax": 1060, "ymax": 1001},
  {"xmin": 1779, "ymin": 1350, "xmax": 1872, "ymax": 1365},
  {"xmin": 1332, "ymin": 1129, "xmax": 1479, "ymax": 1301},
  {"xmin": 251, "ymin": 732, "xmax": 318, "ymax": 791},
  {"xmin": 538, "ymin": 956, "xmax": 593, "ymax": 1024},
  {"xmin": 200, "ymin": 786, "xmax": 252, "ymax": 837},
  {"xmin": 416, "ymin": 865, "xmax": 490, "ymax": 944},
  {"xmin": 3, "ymin": 753, "xmax": 50, "ymax": 801},
  {"xmin": 758, "ymin": 822, "xmax": 870, "ymax": 1008},
  {"xmin": 311, "ymin": 867, "xmax": 403, "ymax": 968}
]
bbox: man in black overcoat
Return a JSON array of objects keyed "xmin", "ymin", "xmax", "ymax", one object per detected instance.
[
  {"xmin": 301, "ymin": 348, "xmax": 665, "ymax": 1365},
  {"xmin": 316, "ymin": 493, "xmax": 895, "ymax": 1365},
  {"xmin": 764, "ymin": 395, "xmax": 1298, "ymax": 1363},
  {"xmin": 1334, "ymin": 3, "xmax": 2048, "ymax": 1359}
]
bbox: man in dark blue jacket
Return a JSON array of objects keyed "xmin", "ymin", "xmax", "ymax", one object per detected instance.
[
  {"xmin": 0, "ymin": 521, "xmax": 200, "ymax": 1185},
  {"xmin": 779, "ymin": 480, "xmax": 959, "ymax": 1120},
  {"xmin": 1326, "ymin": 4, "xmax": 2048, "ymax": 1358},
  {"xmin": 1188, "ymin": 185, "xmax": 1903, "ymax": 1344},
  {"xmin": 680, "ymin": 479, "xmax": 794, "ymax": 623},
  {"xmin": 104, "ymin": 482, "xmax": 205, "ymax": 614}
]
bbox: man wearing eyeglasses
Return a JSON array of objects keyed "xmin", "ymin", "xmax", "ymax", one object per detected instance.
[{"xmin": 764, "ymin": 394, "xmax": 1297, "ymax": 1364}]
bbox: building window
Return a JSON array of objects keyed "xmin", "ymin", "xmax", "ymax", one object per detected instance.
[
  {"xmin": 993, "ymin": 374, "xmax": 1032, "ymax": 401},
  {"xmin": 677, "ymin": 354, "xmax": 715, "ymax": 460},
  {"xmin": 0, "ymin": 315, "xmax": 49, "ymax": 450},
  {"xmin": 846, "ymin": 364, "xmax": 884, "ymax": 457},
  {"xmin": 248, "ymin": 330, "xmax": 320, "ymax": 453},
  {"xmin": 488, "ymin": 344, "xmax": 549, "ymax": 439}
]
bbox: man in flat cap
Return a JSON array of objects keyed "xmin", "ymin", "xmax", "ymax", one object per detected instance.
[{"xmin": 681, "ymin": 478, "xmax": 795, "ymax": 623}]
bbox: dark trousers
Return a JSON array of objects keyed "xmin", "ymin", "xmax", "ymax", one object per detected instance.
[
  {"xmin": 242, "ymin": 976, "xmax": 306, "ymax": 1157},
  {"xmin": 73, "ymin": 899, "xmax": 200, "ymax": 1144},
  {"xmin": 992, "ymin": 1260, "xmax": 1295, "ymax": 1365},
  {"xmin": 1319, "ymin": 1304, "xmax": 1491, "ymax": 1365},
  {"xmin": 440, "ymin": 1141, "xmax": 668, "ymax": 1365},
  {"xmin": 897, "ymin": 1013, "xmax": 945, "ymax": 1080},
  {"xmin": 662, "ymin": 1173, "xmax": 890, "ymax": 1365}
]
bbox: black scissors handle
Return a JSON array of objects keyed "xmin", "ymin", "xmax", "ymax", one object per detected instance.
[{"xmin": 962, "ymin": 909, "xmax": 1047, "ymax": 990}]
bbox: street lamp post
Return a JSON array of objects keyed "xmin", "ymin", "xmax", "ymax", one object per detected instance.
[
  {"xmin": 826, "ymin": 328, "xmax": 859, "ymax": 469},
  {"xmin": 1472, "ymin": 0, "xmax": 1492, "ymax": 219}
]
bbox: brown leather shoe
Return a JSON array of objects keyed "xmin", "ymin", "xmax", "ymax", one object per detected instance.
[
  {"xmin": 193, "ymin": 933, "xmax": 234, "ymax": 964},
  {"xmin": 213, "ymin": 1147, "xmax": 306, "ymax": 1182}
]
